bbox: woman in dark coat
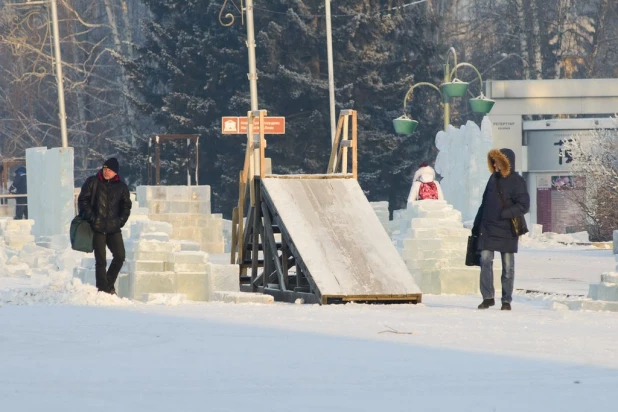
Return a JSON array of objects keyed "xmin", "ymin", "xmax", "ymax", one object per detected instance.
[{"xmin": 472, "ymin": 148, "xmax": 530, "ymax": 310}]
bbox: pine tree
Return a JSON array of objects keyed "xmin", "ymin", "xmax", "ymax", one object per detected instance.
[
  {"xmin": 124, "ymin": 0, "xmax": 249, "ymax": 213},
  {"xmin": 254, "ymin": 0, "xmax": 444, "ymax": 212},
  {"xmin": 127, "ymin": 0, "xmax": 444, "ymax": 216}
]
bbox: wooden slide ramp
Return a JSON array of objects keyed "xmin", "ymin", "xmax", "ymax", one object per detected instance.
[{"xmin": 259, "ymin": 176, "xmax": 422, "ymax": 304}]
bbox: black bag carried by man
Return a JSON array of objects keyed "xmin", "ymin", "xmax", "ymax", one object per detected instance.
[
  {"xmin": 70, "ymin": 179, "xmax": 98, "ymax": 253},
  {"xmin": 70, "ymin": 216, "xmax": 94, "ymax": 253}
]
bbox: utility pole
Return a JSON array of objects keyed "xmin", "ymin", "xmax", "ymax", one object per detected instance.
[
  {"xmin": 9, "ymin": 0, "xmax": 68, "ymax": 148},
  {"xmin": 50, "ymin": 0, "xmax": 68, "ymax": 148},
  {"xmin": 245, "ymin": 0, "xmax": 259, "ymax": 111},
  {"xmin": 325, "ymin": 0, "xmax": 336, "ymax": 145}
]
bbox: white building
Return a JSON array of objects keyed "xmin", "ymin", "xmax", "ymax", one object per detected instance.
[{"xmin": 486, "ymin": 79, "xmax": 618, "ymax": 233}]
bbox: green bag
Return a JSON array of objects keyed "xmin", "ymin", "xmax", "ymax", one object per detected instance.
[
  {"xmin": 70, "ymin": 179, "xmax": 98, "ymax": 253},
  {"xmin": 70, "ymin": 216, "xmax": 94, "ymax": 253}
]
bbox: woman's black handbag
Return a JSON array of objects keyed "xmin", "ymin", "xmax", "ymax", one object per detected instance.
[
  {"xmin": 497, "ymin": 179, "xmax": 529, "ymax": 237},
  {"xmin": 465, "ymin": 235, "xmax": 480, "ymax": 266},
  {"xmin": 510, "ymin": 215, "xmax": 529, "ymax": 237}
]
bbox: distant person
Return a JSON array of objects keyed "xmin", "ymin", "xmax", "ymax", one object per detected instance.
[
  {"xmin": 9, "ymin": 165, "xmax": 27, "ymax": 219},
  {"xmin": 77, "ymin": 158, "xmax": 132, "ymax": 294},
  {"xmin": 472, "ymin": 149, "xmax": 530, "ymax": 311},
  {"xmin": 407, "ymin": 163, "xmax": 444, "ymax": 202}
]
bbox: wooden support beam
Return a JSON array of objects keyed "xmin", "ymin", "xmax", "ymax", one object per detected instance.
[
  {"xmin": 342, "ymin": 113, "xmax": 349, "ymax": 173},
  {"xmin": 248, "ymin": 111, "xmax": 255, "ymax": 206},
  {"xmin": 237, "ymin": 171, "xmax": 246, "ymax": 265},
  {"xmin": 352, "ymin": 110, "xmax": 358, "ymax": 180},
  {"xmin": 250, "ymin": 189, "xmax": 260, "ymax": 289},
  {"xmin": 327, "ymin": 115, "xmax": 345, "ymax": 173},
  {"xmin": 335, "ymin": 145, "xmax": 344, "ymax": 172},
  {"xmin": 241, "ymin": 206, "xmax": 254, "ymax": 266},
  {"xmin": 340, "ymin": 140, "xmax": 353, "ymax": 148},
  {"xmin": 231, "ymin": 207, "xmax": 238, "ymax": 264},
  {"xmin": 155, "ymin": 137, "xmax": 160, "ymax": 185},
  {"xmin": 259, "ymin": 110, "xmax": 266, "ymax": 179}
]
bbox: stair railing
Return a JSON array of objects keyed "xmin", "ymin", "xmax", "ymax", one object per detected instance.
[{"xmin": 327, "ymin": 109, "xmax": 357, "ymax": 179}]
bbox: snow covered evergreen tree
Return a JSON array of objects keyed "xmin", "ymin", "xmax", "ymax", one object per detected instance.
[
  {"xmin": 123, "ymin": 0, "xmax": 248, "ymax": 213},
  {"xmin": 127, "ymin": 0, "xmax": 443, "ymax": 216},
  {"xmin": 255, "ymin": 0, "xmax": 444, "ymax": 212}
]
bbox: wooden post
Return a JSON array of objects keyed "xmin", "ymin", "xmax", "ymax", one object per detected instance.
[
  {"xmin": 147, "ymin": 138, "xmax": 152, "ymax": 185},
  {"xmin": 342, "ymin": 113, "xmax": 349, "ymax": 173},
  {"xmin": 186, "ymin": 138, "xmax": 190, "ymax": 185},
  {"xmin": 237, "ymin": 171, "xmax": 245, "ymax": 264},
  {"xmin": 327, "ymin": 116, "xmax": 345, "ymax": 173},
  {"xmin": 251, "ymin": 178, "xmax": 261, "ymax": 291},
  {"xmin": 247, "ymin": 110, "xmax": 255, "ymax": 206},
  {"xmin": 155, "ymin": 135, "xmax": 161, "ymax": 185},
  {"xmin": 352, "ymin": 110, "xmax": 358, "ymax": 180},
  {"xmin": 259, "ymin": 110, "xmax": 266, "ymax": 179},
  {"xmin": 231, "ymin": 207, "xmax": 238, "ymax": 264},
  {"xmin": 195, "ymin": 136, "xmax": 200, "ymax": 185}
]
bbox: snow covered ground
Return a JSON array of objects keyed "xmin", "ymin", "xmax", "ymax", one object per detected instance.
[{"xmin": 1, "ymin": 237, "xmax": 618, "ymax": 411}]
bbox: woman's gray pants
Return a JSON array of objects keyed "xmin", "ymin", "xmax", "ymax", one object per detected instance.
[{"xmin": 480, "ymin": 250, "xmax": 515, "ymax": 303}]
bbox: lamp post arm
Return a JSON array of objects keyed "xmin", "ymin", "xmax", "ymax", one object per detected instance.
[
  {"xmin": 444, "ymin": 47, "xmax": 458, "ymax": 69},
  {"xmin": 402, "ymin": 82, "xmax": 442, "ymax": 114},
  {"xmin": 450, "ymin": 62, "xmax": 485, "ymax": 96}
]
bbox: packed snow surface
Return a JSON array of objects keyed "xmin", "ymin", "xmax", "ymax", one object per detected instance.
[{"xmin": 1, "ymin": 236, "xmax": 617, "ymax": 411}]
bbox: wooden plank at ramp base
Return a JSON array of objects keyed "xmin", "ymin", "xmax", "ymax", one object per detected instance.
[{"xmin": 261, "ymin": 178, "xmax": 422, "ymax": 302}]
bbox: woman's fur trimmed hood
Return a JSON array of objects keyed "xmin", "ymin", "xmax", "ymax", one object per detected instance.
[{"xmin": 487, "ymin": 149, "xmax": 513, "ymax": 177}]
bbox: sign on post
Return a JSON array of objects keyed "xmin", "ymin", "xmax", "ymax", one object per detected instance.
[{"xmin": 222, "ymin": 116, "xmax": 285, "ymax": 135}]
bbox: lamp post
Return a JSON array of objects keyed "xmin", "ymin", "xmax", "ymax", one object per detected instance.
[
  {"xmin": 325, "ymin": 0, "xmax": 336, "ymax": 146},
  {"xmin": 393, "ymin": 47, "xmax": 495, "ymax": 135},
  {"xmin": 49, "ymin": 0, "xmax": 68, "ymax": 148}
]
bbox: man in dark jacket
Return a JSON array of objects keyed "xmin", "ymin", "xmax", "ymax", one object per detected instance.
[
  {"xmin": 77, "ymin": 158, "xmax": 132, "ymax": 294},
  {"xmin": 472, "ymin": 148, "xmax": 530, "ymax": 310},
  {"xmin": 9, "ymin": 166, "xmax": 28, "ymax": 219}
]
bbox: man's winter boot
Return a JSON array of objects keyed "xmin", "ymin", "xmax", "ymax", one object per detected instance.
[
  {"xmin": 501, "ymin": 302, "xmax": 511, "ymax": 311},
  {"xmin": 478, "ymin": 298, "xmax": 495, "ymax": 309}
]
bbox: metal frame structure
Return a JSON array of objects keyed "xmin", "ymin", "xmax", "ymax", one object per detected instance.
[
  {"xmin": 147, "ymin": 134, "xmax": 199, "ymax": 185},
  {"xmin": 229, "ymin": 110, "xmax": 421, "ymax": 305}
]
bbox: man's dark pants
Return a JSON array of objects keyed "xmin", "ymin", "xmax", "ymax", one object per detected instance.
[
  {"xmin": 93, "ymin": 232, "xmax": 125, "ymax": 292},
  {"xmin": 15, "ymin": 200, "xmax": 27, "ymax": 219}
]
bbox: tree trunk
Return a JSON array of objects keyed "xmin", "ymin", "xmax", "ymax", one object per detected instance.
[
  {"xmin": 102, "ymin": 0, "xmax": 138, "ymax": 147},
  {"xmin": 530, "ymin": 0, "xmax": 542, "ymax": 79},
  {"xmin": 119, "ymin": 0, "xmax": 135, "ymax": 59},
  {"xmin": 588, "ymin": 0, "xmax": 609, "ymax": 77},
  {"xmin": 514, "ymin": 0, "xmax": 531, "ymax": 79}
]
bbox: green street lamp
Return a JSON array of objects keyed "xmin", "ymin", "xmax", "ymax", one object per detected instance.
[
  {"xmin": 393, "ymin": 47, "xmax": 495, "ymax": 135},
  {"xmin": 449, "ymin": 62, "xmax": 496, "ymax": 114},
  {"xmin": 393, "ymin": 82, "xmax": 441, "ymax": 135},
  {"xmin": 441, "ymin": 79, "xmax": 469, "ymax": 99}
]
